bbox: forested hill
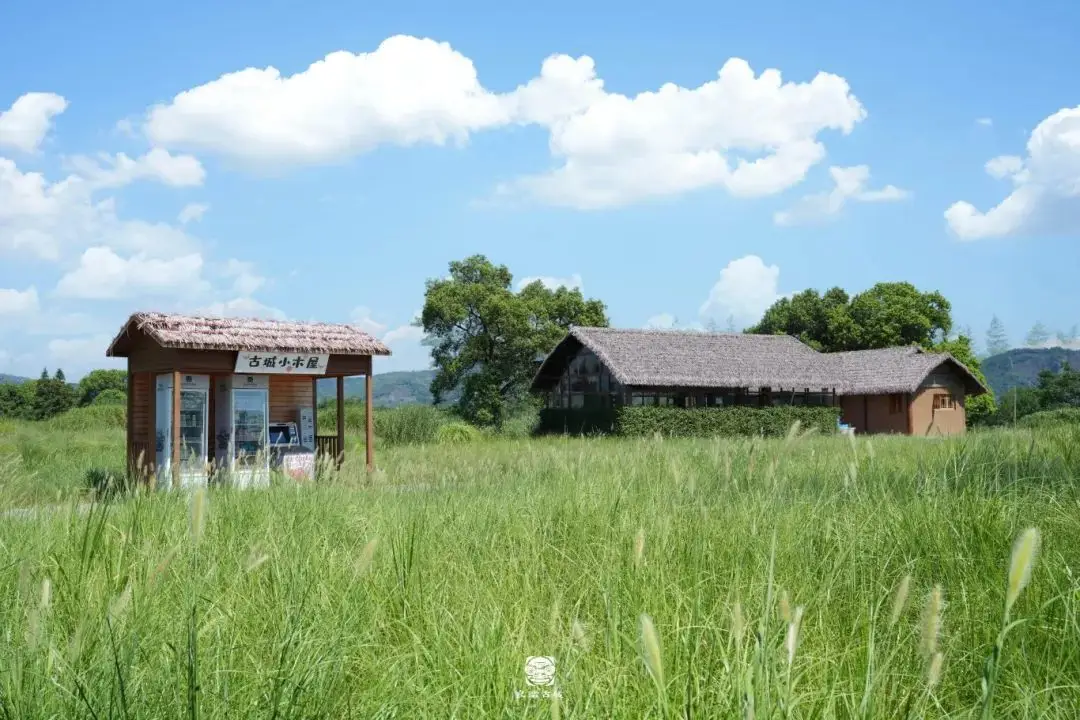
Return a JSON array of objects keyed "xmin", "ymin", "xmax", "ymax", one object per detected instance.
[
  {"xmin": 316, "ymin": 369, "xmax": 460, "ymax": 407},
  {"xmin": 981, "ymin": 347, "xmax": 1080, "ymax": 399}
]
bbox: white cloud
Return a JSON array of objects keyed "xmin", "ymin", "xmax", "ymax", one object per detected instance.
[
  {"xmin": 66, "ymin": 148, "xmax": 205, "ymax": 189},
  {"xmin": 976, "ymin": 118, "xmax": 993, "ymax": 127},
  {"xmin": 698, "ymin": 255, "xmax": 784, "ymax": 329},
  {"xmin": 178, "ymin": 202, "xmax": 209, "ymax": 224},
  {"xmin": 222, "ymin": 258, "xmax": 265, "ymax": 296},
  {"xmin": 379, "ymin": 323, "xmax": 430, "ymax": 372},
  {"xmin": 774, "ymin": 165, "xmax": 908, "ymax": 226},
  {"xmin": 55, "ymin": 247, "xmax": 207, "ymax": 299},
  {"xmin": 0, "ymin": 157, "xmax": 200, "ymax": 261},
  {"xmin": 195, "ymin": 296, "xmax": 287, "ymax": 320},
  {"xmin": 144, "ymin": 36, "xmax": 865, "ymax": 207},
  {"xmin": 0, "ymin": 92, "xmax": 68, "ymax": 152},
  {"xmin": 0, "ymin": 286, "xmax": 39, "ymax": 315},
  {"xmin": 46, "ymin": 334, "xmax": 124, "ymax": 379},
  {"xmin": 644, "ymin": 313, "xmax": 676, "ymax": 329},
  {"xmin": 515, "ymin": 273, "xmax": 583, "ymax": 291},
  {"xmin": 145, "ymin": 35, "xmax": 510, "ymax": 166},
  {"xmin": 984, "ymin": 155, "xmax": 1024, "ymax": 180},
  {"xmin": 350, "ymin": 306, "xmax": 388, "ymax": 336},
  {"xmin": 499, "ymin": 57, "xmax": 866, "ymax": 209},
  {"xmin": 946, "ymin": 105, "xmax": 1080, "ymax": 239}
]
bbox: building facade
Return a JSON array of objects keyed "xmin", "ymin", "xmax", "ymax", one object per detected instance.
[{"xmin": 531, "ymin": 327, "xmax": 986, "ymax": 436}]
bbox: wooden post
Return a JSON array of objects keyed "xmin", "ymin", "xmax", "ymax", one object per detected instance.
[
  {"xmin": 207, "ymin": 375, "xmax": 216, "ymax": 477},
  {"xmin": 365, "ymin": 372, "xmax": 374, "ymax": 471},
  {"xmin": 125, "ymin": 367, "xmax": 134, "ymax": 479},
  {"xmin": 171, "ymin": 371, "xmax": 181, "ymax": 489},
  {"xmin": 311, "ymin": 375, "xmax": 319, "ymax": 440},
  {"xmin": 336, "ymin": 375, "xmax": 345, "ymax": 468},
  {"xmin": 146, "ymin": 372, "xmax": 156, "ymax": 481}
]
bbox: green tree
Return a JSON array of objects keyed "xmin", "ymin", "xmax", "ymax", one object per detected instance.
[
  {"xmin": 91, "ymin": 388, "xmax": 127, "ymax": 405},
  {"xmin": 77, "ymin": 369, "xmax": 128, "ymax": 406},
  {"xmin": 0, "ymin": 382, "xmax": 33, "ymax": 419},
  {"xmin": 985, "ymin": 315, "xmax": 1010, "ymax": 357},
  {"xmin": 993, "ymin": 386, "xmax": 1041, "ymax": 425},
  {"xmin": 748, "ymin": 282, "xmax": 950, "ymax": 352},
  {"xmin": 30, "ymin": 368, "xmax": 75, "ymax": 420},
  {"xmin": 420, "ymin": 255, "xmax": 608, "ymax": 426},
  {"xmin": 933, "ymin": 334, "xmax": 997, "ymax": 425},
  {"xmin": 1035, "ymin": 362, "xmax": 1080, "ymax": 409}
]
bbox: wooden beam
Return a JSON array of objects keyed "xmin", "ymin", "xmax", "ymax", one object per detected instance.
[
  {"xmin": 207, "ymin": 375, "xmax": 216, "ymax": 477},
  {"xmin": 311, "ymin": 376, "xmax": 319, "ymax": 448},
  {"xmin": 336, "ymin": 375, "xmax": 345, "ymax": 468},
  {"xmin": 125, "ymin": 367, "xmax": 134, "ymax": 479},
  {"xmin": 146, "ymin": 372, "xmax": 156, "ymax": 482},
  {"xmin": 365, "ymin": 372, "xmax": 374, "ymax": 471},
  {"xmin": 171, "ymin": 370, "xmax": 181, "ymax": 489}
]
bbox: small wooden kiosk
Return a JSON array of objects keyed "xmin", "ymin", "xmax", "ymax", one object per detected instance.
[{"xmin": 106, "ymin": 312, "xmax": 391, "ymax": 487}]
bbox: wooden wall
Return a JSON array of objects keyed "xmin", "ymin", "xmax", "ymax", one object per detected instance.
[
  {"xmin": 131, "ymin": 372, "xmax": 151, "ymax": 443},
  {"xmin": 269, "ymin": 375, "xmax": 316, "ymax": 425}
]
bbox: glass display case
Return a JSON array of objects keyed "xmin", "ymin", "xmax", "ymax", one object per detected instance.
[
  {"xmin": 216, "ymin": 375, "xmax": 270, "ymax": 488},
  {"xmin": 154, "ymin": 374, "xmax": 209, "ymax": 488}
]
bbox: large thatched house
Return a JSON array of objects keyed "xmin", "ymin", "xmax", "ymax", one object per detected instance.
[{"xmin": 530, "ymin": 327, "xmax": 989, "ymax": 436}]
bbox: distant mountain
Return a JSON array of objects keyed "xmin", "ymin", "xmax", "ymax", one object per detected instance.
[
  {"xmin": 317, "ymin": 369, "xmax": 459, "ymax": 407},
  {"xmin": 982, "ymin": 347, "xmax": 1080, "ymax": 398},
  {"xmin": 0, "ymin": 374, "xmax": 29, "ymax": 384}
]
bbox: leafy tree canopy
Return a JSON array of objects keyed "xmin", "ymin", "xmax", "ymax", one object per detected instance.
[
  {"xmin": 748, "ymin": 282, "xmax": 951, "ymax": 352},
  {"xmin": 420, "ymin": 255, "xmax": 608, "ymax": 426},
  {"xmin": 77, "ymin": 369, "xmax": 128, "ymax": 406}
]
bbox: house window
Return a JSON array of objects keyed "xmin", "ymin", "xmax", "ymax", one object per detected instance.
[
  {"xmin": 933, "ymin": 393, "xmax": 955, "ymax": 410},
  {"xmin": 889, "ymin": 394, "xmax": 904, "ymax": 414}
]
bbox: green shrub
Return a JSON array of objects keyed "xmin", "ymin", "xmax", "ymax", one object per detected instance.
[
  {"xmin": 91, "ymin": 388, "xmax": 127, "ymax": 405},
  {"xmin": 1017, "ymin": 407, "xmax": 1080, "ymax": 429},
  {"xmin": 499, "ymin": 408, "xmax": 540, "ymax": 438},
  {"xmin": 84, "ymin": 466, "xmax": 133, "ymax": 498},
  {"xmin": 46, "ymin": 405, "xmax": 126, "ymax": 432},
  {"xmin": 615, "ymin": 406, "xmax": 841, "ymax": 438},
  {"xmin": 435, "ymin": 421, "xmax": 480, "ymax": 444},
  {"xmin": 538, "ymin": 408, "xmax": 618, "ymax": 435},
  {"xmin": 375, "ymin": 405, "xmax": 447, "ymax": 445}
]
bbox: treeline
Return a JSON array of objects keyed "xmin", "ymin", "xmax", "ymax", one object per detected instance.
[
  {"xmin": 978, "ymin": 362, "xmax": 1080, "ymax": 427},
  {"xmin": 0, "ymin": 369, "xmax": 127, "ymax": 421}
]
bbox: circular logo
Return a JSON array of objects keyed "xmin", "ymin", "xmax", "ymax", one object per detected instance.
[{"xmin": 524, "ymin": 656, "xmax": 556, "ymax": 686}]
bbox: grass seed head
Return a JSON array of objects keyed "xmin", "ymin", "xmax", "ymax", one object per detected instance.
[
  {"xmin": 785, "ymin": 605, "xmax": 805, "ymax": 666},
  {"xmin": 633, "ymin": 529, "xmax": 645, "ymax": 569},
  {"xmin": 640, "ymin": 613, "xmax": 664, "ymax": 688},
  {"xmin": 1006, "ymin": 527, "xmax": 1040, "ymax": 615},
  {"xmin": 928, "ymin": 651, "xmax": 944, "ymax": 690},
  {"xmin": 355, "ymin": 536, "xmax": 379, "ymax": 576},
  {"xmin": 189, "ymin": 486, "xmax": 207, "ymax": 544},
  {"xmin": 920, "ymin": 585, "xmax": 943, "ymax": 658},
  {"xmin": 779, "ymin": 589, "xmax": 792, "ymax": 623},
  {"xmin": 889, "ymin": 575, "xmax": 911, "ymax": 627},
  {"xmin": 731, "ymin": 601, "xmax": 745, "ymax": 648}
]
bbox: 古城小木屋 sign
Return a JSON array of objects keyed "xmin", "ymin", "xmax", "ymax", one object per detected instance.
[{"xmin": 234, "ymin": 351, "xmax": 329, "ymax": 374}]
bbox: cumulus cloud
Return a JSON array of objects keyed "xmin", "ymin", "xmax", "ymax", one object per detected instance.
[
  {"xmin": 698, "ymin": 255, "xmax": 785, "ymax": 329},
  {"xmin": 0, "ymin": 286, "xmax": 39, "ymax": 316},
  {"xmin": 46, "ymin": 334, "xmax": 125, "ymax": 378},
  {"xmin": 55, "ymin": 247, "xmax": 208, "ymax": 299},
  {"xmin": 774, "ymin": 164, "xmax": 908, "ymax": 226},
  {"xmin": 178, "ymin": 202, "xmax": 209, "ymax": 224},
  {"xmin": 195, "ymin": 296, "xmax": 287, "ymax": 320},
  {"xmin": 144, "ymin": 35, "xmax": 866, "ymax": 207},
  {"xmin": 515, "ymin": 273, "xmax": 583, "ymax": 291},
  {"xmin": 976, "ymin": 118, "xmax": 993, "ymax": 127},
  {"xmin": 0, "ymin": 92, "xmax": 68, "ymax": 152},
  {"xmin": 66, "ymin": 148, "xmax": 205, "ymax": 189},
  {"xmin": 0, "ymin": 157, "xmax": 200, "ymax": 261},
  {"xmin": 221, "ymin": 258, "xmax": 266, "ymax": 296},
  {"xmin": 946, "ymin": 105, "xmax": 1080, "ymax": 239}
]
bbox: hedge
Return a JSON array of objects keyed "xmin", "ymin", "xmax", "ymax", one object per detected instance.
[
  {"xmin": 1016, "ymin": 407, "xmax": 1080, "ymax": 429},
  {"xmin": 538, "ymin": 408, "xmax": 618, "ymax": 435},
  {"xmin": 538, "ymin": 405, "xmax": 841, "ymax": 438}
]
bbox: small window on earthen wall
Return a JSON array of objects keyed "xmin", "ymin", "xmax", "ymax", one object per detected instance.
[{"xmin": 933, "ymin": 393, "xmax": 955, "ymax": 410}]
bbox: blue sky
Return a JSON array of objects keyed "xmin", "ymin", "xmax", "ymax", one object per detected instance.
[{"xmin": 2, "ymin": 0, "xmax": 1079, "ymax": 379}]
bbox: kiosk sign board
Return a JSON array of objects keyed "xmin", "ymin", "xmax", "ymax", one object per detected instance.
[{"xmin": 235, "ymin": 352, "xmax": 329, "ymax": 374}]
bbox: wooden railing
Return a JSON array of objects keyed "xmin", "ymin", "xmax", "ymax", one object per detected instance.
[{"xmin": 315, "ymin": 435, "xmax": 342, "ymax": 467}]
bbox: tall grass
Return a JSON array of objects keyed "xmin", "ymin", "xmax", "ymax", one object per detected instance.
[{"xmin": 1, "ymin": 426, "xmax": 1080, "ymax": 715}]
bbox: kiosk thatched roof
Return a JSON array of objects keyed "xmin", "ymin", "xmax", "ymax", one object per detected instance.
[
  {"xmin": 532, "ymin": 327, "xmax": 987, "ymax": 396},
  {"xmin": 106, "ymin": 312, "xmax": 392, "ymax": 357}
]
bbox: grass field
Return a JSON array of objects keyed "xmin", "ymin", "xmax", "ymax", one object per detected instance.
[{"xmin": 2, "ymin": 417, "xmax": 1080, "ymax": 717}]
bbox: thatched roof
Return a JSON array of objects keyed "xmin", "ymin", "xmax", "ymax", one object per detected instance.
[
  {"xmin": 106, "ymin": 312, "xmax": 392, "ymax": 357},
  {"xmin": 532, "ymin": 327, "xmax": 988, "ymax": 396}
]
